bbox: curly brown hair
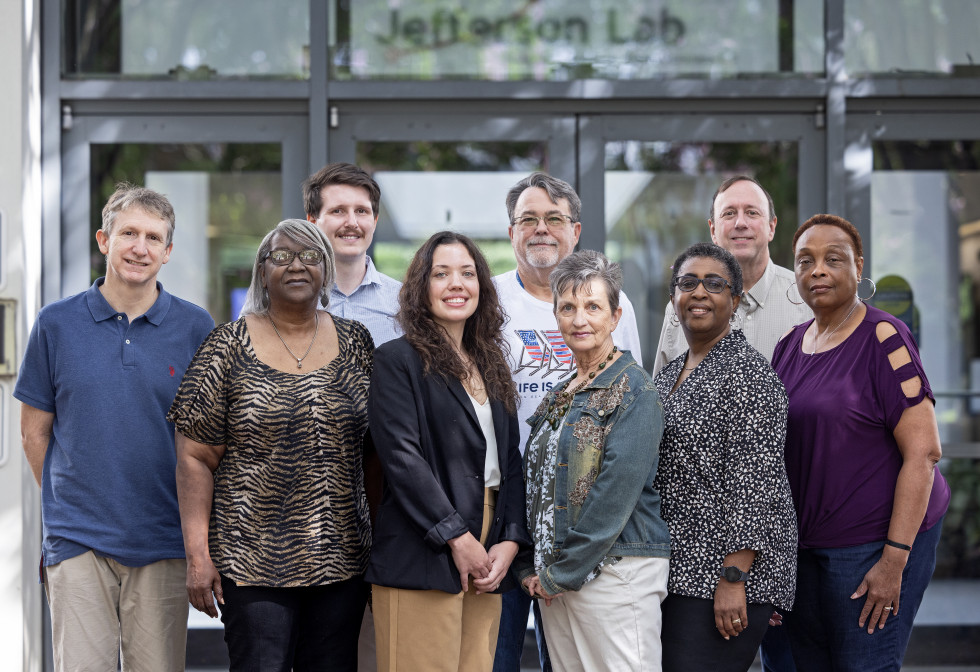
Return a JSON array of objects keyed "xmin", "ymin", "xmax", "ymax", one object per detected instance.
[{"xmin": 397, "ymin": 232, "xmax": 518, "ymax": 414}]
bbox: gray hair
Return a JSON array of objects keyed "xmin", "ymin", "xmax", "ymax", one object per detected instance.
[
  {"xmin": 240, "ymin": 219, "xmax": 335, "ymax": 316},
  {"xmin": 505, "ymin": 172, "xmax": 582, "ymax": 223},
  {"xmin": 102, "ymin": 182, "xmax": 176, "ymax": 246},
  {"xmin": 549, "ymin": 249, "xmax": 622, "ymax": 314}
]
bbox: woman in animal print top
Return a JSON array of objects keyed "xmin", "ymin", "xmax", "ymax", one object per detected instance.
[{"xmin": 169, "ymin": 219, "xmax": 372, "ymax": 671}]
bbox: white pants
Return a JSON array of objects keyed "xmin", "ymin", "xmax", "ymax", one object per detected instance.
[
  {"xmin": 539, "ymin": 556, "xmax": 669, "ymax": 672},
  {"xmin": 44, "ymin": 550, "xmax": 188, "ymax": 672}
]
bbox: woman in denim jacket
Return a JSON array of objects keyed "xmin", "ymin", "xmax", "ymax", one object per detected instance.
[{"xmin": 514, "ymin": 250, "xmax": 670, "ymax": 672}]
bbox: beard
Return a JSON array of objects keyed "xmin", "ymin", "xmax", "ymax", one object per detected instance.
[{"xmin": 524, "ymin": 239, "xmax": 561, "ymax": 268}]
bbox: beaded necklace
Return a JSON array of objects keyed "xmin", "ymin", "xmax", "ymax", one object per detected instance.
[{"xmin": 543, "ymin": 347, "xmax": 617, "ymax": 430}]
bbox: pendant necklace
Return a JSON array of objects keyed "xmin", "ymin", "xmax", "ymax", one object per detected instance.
[
  {"xmin": 269, "ymin": 312, "xmax": 319, "ymax": 368},
  {"xmin": 810, "ymin": 300, "xmax": 858, "ymax": 355}
]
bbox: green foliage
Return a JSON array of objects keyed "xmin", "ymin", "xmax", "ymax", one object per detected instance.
[{"xmin": 935, "ymin": 459, "xmax": 980, "ymax": 578}]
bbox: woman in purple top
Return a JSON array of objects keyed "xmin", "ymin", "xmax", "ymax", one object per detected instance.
[{"xmin": 771, "ymin": 214, "xmax": 950, "ymax": 672}]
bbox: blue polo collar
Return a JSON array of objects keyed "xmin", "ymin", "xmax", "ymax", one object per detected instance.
[{"xmin": 86, "ymin": 277, "xmax": 172, "ymax": 325}]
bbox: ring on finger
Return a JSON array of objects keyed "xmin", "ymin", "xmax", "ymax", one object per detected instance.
[
  {"xmin": 883, "ymin": 606, "xmax": 893, "ymax": 611},
  {"xmin": 732, "ymin": 618, "xmax": 741, "ymax": 625}
]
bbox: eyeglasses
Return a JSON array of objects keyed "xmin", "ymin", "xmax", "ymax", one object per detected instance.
[
  {"xmin": 513, "ymin": 214, "xmax": 573, "ymax": 228},
  {"xmin": 674, "ymin": 276, "xmax": 732, "ymax": 293},
  {"xmin": 265, "ymin": 249, "xmax": 324, "ymax": 266}
]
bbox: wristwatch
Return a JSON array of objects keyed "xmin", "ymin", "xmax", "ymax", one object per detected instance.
[{"xmin": 719, "ymin": 566, "xmax": 750, "ymax": 583}]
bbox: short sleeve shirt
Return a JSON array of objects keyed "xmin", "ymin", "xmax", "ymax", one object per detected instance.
[
  {"xmin": 168, "ymin": 315, "xmax": 374, "ymax": 587},
  {"xmin": 14, "ymin": 279, "xmax": 214, "ymax": 567},
  {"xmin": 494, "ymin": 270, "xmax": 644, "ymax": 452},
  {"xmin": 771, "ymin": 304, "xmax": 950, "ymax": 548}
]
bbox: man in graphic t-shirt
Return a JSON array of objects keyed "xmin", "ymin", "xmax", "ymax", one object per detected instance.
[{"xmin": 492, "ymin": 172, "xmax": 642, "ymax": 672}]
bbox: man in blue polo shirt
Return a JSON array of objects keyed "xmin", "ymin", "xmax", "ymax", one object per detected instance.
[{"xmin": 15, "ymin": 183, "xmax": 214, "ymax": 671}]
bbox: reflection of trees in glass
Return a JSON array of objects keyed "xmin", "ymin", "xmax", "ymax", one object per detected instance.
[
  {"xmin": 845, "ymin": 0, "xmax": 980, "ymax": 74},
  {"xmin": 90, "ymin": 143, "xmax": 281, "ymax": 320},
  {"xmin": 65, "ymin": 0, "xmax": 309, "ymax": 78},
  {"xmin": 357, "ymin": 141, "xmax": 544, "ymax": 278},
  {"xmin": 64, "ymin": 0, "xmax": 121, "ymax": 74},
  {"xmin": 358, "ymin": 141, "xmax": 545, "ymax": 173},
  {"xmin": 375, "ymin": 239, "xmax": 516, "ymax": 283},
  {"xmin": 604, "ymin": 140, "xmax": 797, "ymax": 373},
  {"xmin": 606, "ymin": 140, "xmax": 798, "ymax": 270}
]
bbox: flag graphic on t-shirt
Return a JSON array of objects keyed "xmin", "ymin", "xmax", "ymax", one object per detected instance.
[
  {"xmin": 543, "ymin": 330, "xmax": 573, "ymax": 364},
  {"xmin": 514, "ymin": 329, "xmax": 575, "ymax": 378},
  {"xmin": 518, "ymin": 330, "xmax": 546, "ymax": 362}
]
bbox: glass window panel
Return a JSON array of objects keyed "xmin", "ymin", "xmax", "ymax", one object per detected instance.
[
  {"xmin": 90, "ymin": 143, "xmax": 282, "ymax": 322},
  {"xmin": 64, "ymin": 0, "xmax": 310, "ymax": 79},
  {"xmin": 604, "ymin": 141, "xmax": 799, "ymax": 369},
  {"xmin": 356, "ymin": 141, "xmax": 547, "ymax": 280},
  {"xmin": 845, "ymin": 0, "xmax": 980, "ymax": 76},
  {"xmin": 331, "ymin": 0, "xmax": 823, "ymax": 81},
  {"xmin": 870, "ymin": 140, "xmax": 980, "ymax": 579}
]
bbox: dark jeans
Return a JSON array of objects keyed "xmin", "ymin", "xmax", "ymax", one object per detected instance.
[
  {"xmin": 220, "ymin": 574, "xmax": 368, "ymax": 672},
  {"xmin": 493, "ymin": 587, "xmax": 552, "ymax": 672},
  {"xmin": 786, "ymin": 519, "xmax": 943, "ymax": 672},
  {"xmin": 661, "ymin": 593, "xmax": 773, "ymax": 672},
  {"xmin": 760, "ymin": 610, "xmax": 797, "ymax": 672}
]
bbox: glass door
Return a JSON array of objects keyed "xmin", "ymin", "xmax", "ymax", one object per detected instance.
[
  {"xmin": 56, "ymin": 114, "xmax": 308, "ymax": 668},
  {"xmin": 578, "ymin": 113, "xmax": 826, "ymax": 369},
  {"xmin": 329, "ymin": 110, "xmax": 576, "ymax": 280},
  {"xmin": 846, "ymin": 113, "xmax": 980, "ymax": 588},
  {"xmin": 59, "ymin": 115, "xmax": 309, "ymax": 323}
]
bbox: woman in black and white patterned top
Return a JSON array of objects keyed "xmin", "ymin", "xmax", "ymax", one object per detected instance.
[{"xmin": 653, "ymin": 242, "xmax": 797, "ymax": 672}]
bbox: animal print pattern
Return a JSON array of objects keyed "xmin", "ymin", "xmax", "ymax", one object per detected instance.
[
  {"xmin": 169, "ymin": 316, "xmax": 373, "ymax": 588},
  {"xmin": 654, "ymin": 329, "xmax": 797, "ymax": 610}
]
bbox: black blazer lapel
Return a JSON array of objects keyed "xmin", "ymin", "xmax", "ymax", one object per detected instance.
[
  {"xmin": 447, "ymin": 376, "xmax": 480, "ymax": 429},
  {"xmin": 490, "ymin": 399, "xmax": 509, "ymax": 467}
]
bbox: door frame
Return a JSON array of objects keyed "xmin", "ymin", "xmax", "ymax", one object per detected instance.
[
  {"xmin": 576, "ymin": 112, "xmax": 827, "ymax": 251},
  {"xmin": 57, "ymin": 115, "xmax": 309, "ymax": 303}
]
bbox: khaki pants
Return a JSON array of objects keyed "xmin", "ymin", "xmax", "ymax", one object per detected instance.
[
  {"xmin": 44, "ymin": 550, "xmax": 188, "ymax": 672},
  {"xmin": 373, "ymin": 489, "xmax": 501, "ymax": 672}
]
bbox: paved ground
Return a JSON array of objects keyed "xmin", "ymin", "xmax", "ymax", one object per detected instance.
[{"xmin": 186, "ymin": 578, "xmax": 980, "ymax": 671}]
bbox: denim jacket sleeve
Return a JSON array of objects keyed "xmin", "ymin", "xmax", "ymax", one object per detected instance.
[{"xmin": 540, "ymin": 378, "xmax": 665, "ymax": 595}]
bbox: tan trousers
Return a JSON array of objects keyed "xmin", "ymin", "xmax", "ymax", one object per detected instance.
[
  {"xmin": 373, "ymin": 489, "xmax": 502, "ymax": 672},
  {"xmin": 44, "ymin": 550, "xmax": 188, "ymax": 672}
]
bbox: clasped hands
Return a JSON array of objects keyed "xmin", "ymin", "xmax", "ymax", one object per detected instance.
[
  {"xmin": 448, "ymin": 532, "xmax": 518, "ymax": 594},
  {"xmin": 522, "ymin": 574, "xmax": 562, "ymax": 606}
]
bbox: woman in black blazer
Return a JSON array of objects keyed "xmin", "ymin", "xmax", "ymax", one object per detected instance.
[{"xmin": 367, "ymin": 231, "xmax": 530, "ymax": 672}]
